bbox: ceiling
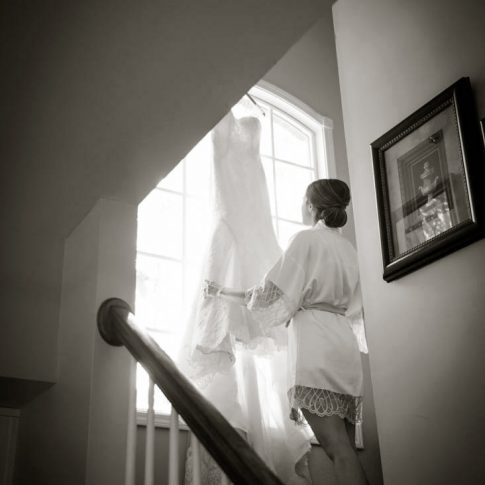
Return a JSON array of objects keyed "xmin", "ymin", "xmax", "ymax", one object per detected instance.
[{"xmin": 0, "ymin": 0, "xmax": 331, "ymax": 380}]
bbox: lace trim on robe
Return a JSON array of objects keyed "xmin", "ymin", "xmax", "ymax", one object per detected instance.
[
  {"xmin": 183, "ymin": 281, "xmax": 285, "ymax": 388},
  {"xmin": 245, "ymin": 280, "xmax": 284, "ymax": 307},
  {"xmin": 244, "ymin": 280, "xmax": 294, "ymax": 330},
  {"xmin": 288, "ymin": 385, "xmax": 363, "ymax": 426}
]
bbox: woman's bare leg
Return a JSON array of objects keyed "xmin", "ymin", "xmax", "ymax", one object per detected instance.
[
  {"xmin": 302, "ymin": 409, "xmax": 369, "ymax": 485},
  {"xmin": 345, "ymin": 419, "xmax": 356, "ymax": 449}
]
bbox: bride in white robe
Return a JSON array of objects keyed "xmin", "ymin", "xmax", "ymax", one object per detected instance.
[{"xmin": 206, "ymin": 179, "xmax": 370, "ymax": 485}]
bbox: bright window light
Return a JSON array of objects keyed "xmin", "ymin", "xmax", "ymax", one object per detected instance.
[{"xmin": 135, "ymin": 84, "xmax": 332, "ymax": 415}]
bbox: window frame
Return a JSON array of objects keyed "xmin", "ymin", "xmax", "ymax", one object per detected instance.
[
  {"xmin": 251, "ymin": 81, "xmax": 337, "ymax": 180},
  {"xmin": 136, "ymin": 81, "xmax": 336, "ymax": 427}
]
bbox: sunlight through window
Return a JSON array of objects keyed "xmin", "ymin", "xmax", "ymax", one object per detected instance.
[{"xmin": 135, "ymin": 84, "xmax": 332, "ymax": 415}]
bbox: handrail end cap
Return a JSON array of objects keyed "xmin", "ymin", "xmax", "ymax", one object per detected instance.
[{"xmin": 97, "ymin": 298, "xmax": 132, "ymax": 346}]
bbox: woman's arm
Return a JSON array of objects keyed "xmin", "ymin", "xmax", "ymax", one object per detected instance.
[
  {"xmin": 220, "ymin": 287, "xmax": 245, "ymax": 299},
  {"xmin": 204, "ymin": 280, "xmax": 246, "ymax": 302}
]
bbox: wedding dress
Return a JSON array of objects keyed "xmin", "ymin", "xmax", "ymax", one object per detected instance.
[{"xmin": 178, "ymin": 108, "xmax": 312, "ymax": 484}]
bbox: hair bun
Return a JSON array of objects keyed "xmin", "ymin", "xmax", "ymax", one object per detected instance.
[
  {"xmin": 320, "ymin": 206, "xmax": 347, "ymax": 228},
  {"xmin": 306, "ymin": 178, "xmax": 351, "ymax": 228}
]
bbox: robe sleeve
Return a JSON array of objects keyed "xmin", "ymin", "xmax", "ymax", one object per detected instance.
[
  {"xmin": 345, "ymin": 281, "xmax": 369, "ymax": 354},
  {"xmin": 245, "ymin": 232, "xmax": 308, "ymax": 331}
]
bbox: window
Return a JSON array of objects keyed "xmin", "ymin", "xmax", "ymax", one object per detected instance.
[{"xmin": 135, "ymin": 82, "xmax": 335, "ymax": 417}]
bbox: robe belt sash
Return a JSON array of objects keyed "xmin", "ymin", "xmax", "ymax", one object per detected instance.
[
  {"xmin": 285, "ymin": 302, "xmax": 347, "ymax": 327},
  {"xmin": 299, "ymin": 301, "xmax": 347, "ymax": 315}
]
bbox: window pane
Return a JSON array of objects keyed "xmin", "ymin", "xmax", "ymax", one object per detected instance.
[
  {"xmin": 137, "ymin": 190, "xmax": 183, "ymax": 258},
  {"xmin": 185, "ymin": 196, "xmax": 212, "ymax": 264},
  {"xmin": 151, "ymin": 330, "xmax": 183, "ymax": 361},
  {"xmin": 275, "ymin": 162, "xmax": 313, "ymax": 221},
  {"xmin": 186, "ymin": 133, "xmax": 213, "ymax": 197},
  {"xmin": 136, "ymin": 363, "xmax": 172, "ymax": 414},
  {"xmin": 273, "ymin": 114, "xmax": 311, "ymax": 166},
  {"xmin": 157, "ymin": 161, "xmax": 183, "ymax": 192},
  {"xmin": 135, "ymin": 254, "xmax": 183, "ymax": 332},
  {"xmin": 154, "ymin": 384, "xmax": 171, "ymax": 415},
  {"xmin": 136, "ymin": 364, "xmax": 151, "ymax": 412},
  {"xmin": 261, "ymin": 156, "xmax": 276, "ymax": 215},
  {"xmin": 277, "ymin": 219, "xmax": 304, "ymax": 249},
  {"xmin": 184, "ymin": 263, "xmax": 202, "ymax": 312}
]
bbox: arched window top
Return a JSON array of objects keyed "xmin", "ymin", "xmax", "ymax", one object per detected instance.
[
  {"xmin": 249, "ymin": 81, "xmax": 336, "ymax": 180},
  {"xmin": 251, "ymin": 81, "xmax": 333, "ymax": 130}
]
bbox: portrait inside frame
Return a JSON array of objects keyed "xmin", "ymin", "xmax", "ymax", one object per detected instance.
[{"xmin": 371, "ymin": 77, "xmax": 485, "ymax": 282}]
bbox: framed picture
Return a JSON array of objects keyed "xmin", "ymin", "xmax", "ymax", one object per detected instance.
[{"xmin": 371, "ymin": 77, "xmax": 485, "ymax": 281}]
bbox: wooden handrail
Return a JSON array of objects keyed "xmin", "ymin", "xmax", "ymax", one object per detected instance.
[{"xmin": 97, "ymin": 298, "xmax": 284, "ymax": 485}]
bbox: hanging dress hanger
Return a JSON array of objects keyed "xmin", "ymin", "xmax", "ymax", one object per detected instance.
[{"xmin": 245, "ymin": 93, "xmax": 266, "ymax": 117}]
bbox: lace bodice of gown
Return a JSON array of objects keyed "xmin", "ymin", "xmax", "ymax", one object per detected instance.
[{"xmin": 212, "ymin": 111, "xmax": 277, "ymax": 252}]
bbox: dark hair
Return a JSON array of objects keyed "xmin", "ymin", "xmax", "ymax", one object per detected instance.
[{"xmin": 306, "ymin": 179, "xmax": 350, "ymax": 228}]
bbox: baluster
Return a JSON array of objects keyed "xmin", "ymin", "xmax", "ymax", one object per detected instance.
[
  {"xmin": 191, "ymin": 433, "xmax": 201, "ymax": 485},
  {"xmin": 145, "ymin": 378, "xmax": 155, "ymax": 485},
  {"xmin": 168, "ymin": 406, "xmax": 179, "ymax": 485},
  {"xmin": 125, "ymin": 358, "xmax": 137, "ymax": 485}
]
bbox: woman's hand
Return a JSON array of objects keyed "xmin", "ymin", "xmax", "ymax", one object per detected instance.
[{"xmin": 203, "ymin": 280, "xmax": 223, "ymax": 298}]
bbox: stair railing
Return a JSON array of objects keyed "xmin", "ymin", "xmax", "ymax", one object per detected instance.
[{"xmin": 97, "ymin": 297, "xmax": 284, "ymax": 485}]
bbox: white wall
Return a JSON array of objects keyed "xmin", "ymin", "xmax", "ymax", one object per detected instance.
[
  {"xmin": 264, "ymin": 14, "xmax": 383, "ymax": 485},
  {"xmin": 15, "ymin": 199, "xmax": 137, "ymax": 485},
  {"xmin": 333, "ymin": 1, "xmax": 485, "ymax": 483}
]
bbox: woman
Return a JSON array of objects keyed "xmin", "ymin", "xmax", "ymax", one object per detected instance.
[{"xmin": 205, "ymin": 179, "xmax": 369, "ymax": 485}]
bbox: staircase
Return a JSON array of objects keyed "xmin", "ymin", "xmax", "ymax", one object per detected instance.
[{"xmin": 97, "ymin": 297, "xmax": 284, "ymax": 485}]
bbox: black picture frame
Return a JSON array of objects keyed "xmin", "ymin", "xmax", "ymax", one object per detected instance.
[{"xmin": 371, "ymin": 77, "xmax": 485, "ymax": 282}]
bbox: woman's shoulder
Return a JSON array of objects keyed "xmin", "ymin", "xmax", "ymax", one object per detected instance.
[
  {"xmin": 282, "ymin": 229, "xmax": 313, "ymax": 257},
  {"xmin": 287, "ymin": 227, "xmax": 315, "ymax": 245},
  {"xmin": 309, "ymin": 224, "xmax": 358, "ymax": 254},
  {"xmin": 287, "ymin": 225, "xmax": 355, "ymax": 251},
  {"xmin": 286, "ymin": 227, "xmax": 331, "ymax": 256}
]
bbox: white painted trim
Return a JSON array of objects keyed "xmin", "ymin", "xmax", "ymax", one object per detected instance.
[
  {"xmin": 168, "ymin": 408, "xmax": 180, "ymax": 485},
  {"xmin": 135, "ymin": 410, "xmax": 318, "ymax": 443},
  {"xmin": 191, "ymin": 433, "xmax": 201, "ymax": 485},
  {"xmin": 144, "ymin": 379, "xmax": 155, "ymax": 485},
  {"xmin": 252, "ymin": 81, "xmax": 333, "ymax": 128},
  {"xmin": 136, "ymin": 410, "xmax": 189, "ymax": 431},
  {"xmin": 125, "ymin": 359, "xmax": 137, "ymax": 485},
  {"xmin": 250, "ymin": 81, "xmax": 337, "ymax": 178}
]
